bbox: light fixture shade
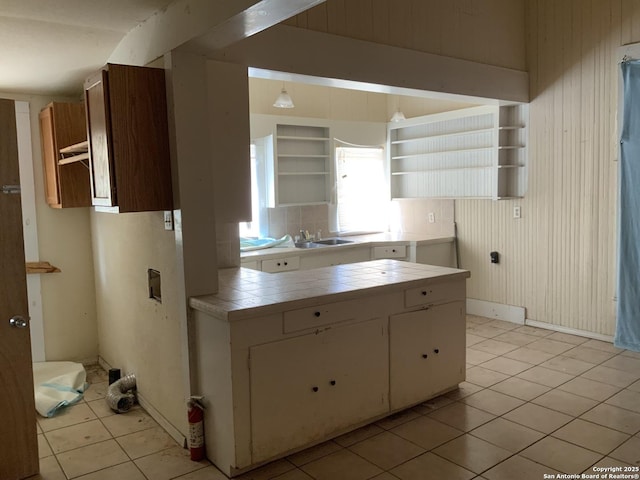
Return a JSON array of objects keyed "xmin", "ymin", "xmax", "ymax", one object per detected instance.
[
  {"xmin": 273, "ymin": 88, "xmax": 294, "ymax": 108},
  {"xmin": 390, "ymin": 110, "xmax": 406, "ymax": 122}
]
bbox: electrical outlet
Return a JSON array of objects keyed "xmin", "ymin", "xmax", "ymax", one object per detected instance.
[
  {"xmin": 164, "ymin": 211, "xmax": 174, "ymax": 230},
  {"xmin": 513, "ymin": 206, "xmax": 521, "ymax": 219},
  {"xmin": 428, "ymin": 212, "xmax": 435, "ymax": 223}
]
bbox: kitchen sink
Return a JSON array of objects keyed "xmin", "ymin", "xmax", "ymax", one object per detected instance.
[
  {"xmin": 312, "ymin": 238, "xmax": 354, "ymax": 246},
  {"xmin": 294, "ymin": 242, "xmax": 325, "ymax": 249},
  {"xmin": 294, "ymin": 238, "xmax": 355, "ymax": 248}
]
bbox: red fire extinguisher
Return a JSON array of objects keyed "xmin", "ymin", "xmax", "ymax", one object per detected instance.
[{"xmin": 187, "ymin": 397, "xmax": 205, "ymax": 461}]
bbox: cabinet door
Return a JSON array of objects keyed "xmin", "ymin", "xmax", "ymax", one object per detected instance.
[
  {"xmin": 38, "ymin": 105, "xmax": 60, "ymax": 206},
  {"xmin": 39, "ymin": 103, "xmax": 90, "ymax": 208},
  {"xmin": 390, "ymin": 302, "xmax": 465, "ymax": 410},
  {"xmin": 85, "ymin": 70, "xmax": 115, "ymax": 207},
  {"xmin": 250, "ymin": 318, "xmax": 388, "ymax": 463}
]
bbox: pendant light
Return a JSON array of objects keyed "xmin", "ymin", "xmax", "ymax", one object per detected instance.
[
  {"xmin": 390, "ymin": 95, "xmax": 406, "ymax": 122},
  {"xmin": 273, "ymin": 84, "xmax": 294, "ymax": 108},
  {"xmin": 390, "ymin": 110, "xmax": 406, "ymax": 122}
]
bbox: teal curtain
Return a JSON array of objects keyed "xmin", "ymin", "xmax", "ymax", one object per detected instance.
[{"xmin": 615, "ymin": 60, "xmax": 640, "ymax": 351}]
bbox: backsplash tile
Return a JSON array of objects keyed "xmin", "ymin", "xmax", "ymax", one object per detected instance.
[{"xmin": 269, "ymin": 205, "xmax": 330, "ymax": 239}]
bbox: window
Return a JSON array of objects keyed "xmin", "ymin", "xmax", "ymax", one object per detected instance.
[
  {"xmin": 335, "ymin": 145, "xmax": 387, "ymax": 233},
  {"xmin": 239, "ymin": 144, "xmax": 261, "ymax": 237}
]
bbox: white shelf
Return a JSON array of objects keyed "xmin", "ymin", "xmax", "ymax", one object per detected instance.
[
  {"xmin": 389, "ymin": 105, "xmax": 527, "ymax": 200},
  {"xmin": 278, "ymin": 154, "xmax": 330, "ymax": 158},
  {"xmin": 59, "ymin": 140, "xmax": 88, "ymax": 154},
  {"xmin": 59, "ymin": 152, "xmax": 89, "ymax": 165},
  {"xmin": 58, "ymin": 140, "xmax": 89, "ymax": 167},
  {"xmin": 277, "ymin": 136, "xmax": 330, "ymax": 141},
  {"xmin": 270, "ymin": 124, "xmax": 331, "ymax": 207},
  {"xmin": 392, "ymin": 166, "xmax": 492, "ymax": 174},
  {"xmin": 278, "ymin": 172, "xmax": 329, "ymax": 176},
  {"xmin": 391, "ymin": 146, "xmax": 493, "ymax": 160},
  {"xmin": 391, "ymin": 127, "xmax": 494, "ymax": 144}
]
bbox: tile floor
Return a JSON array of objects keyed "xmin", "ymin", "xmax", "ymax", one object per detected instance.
[{"xmin": 34, "ymin": 316, "xmax": 640, "ymax": 480}]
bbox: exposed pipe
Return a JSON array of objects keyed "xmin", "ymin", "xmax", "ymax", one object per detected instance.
[{"xmin": 105, "ymin": 374, "xmax": 137, "ymax": 413}]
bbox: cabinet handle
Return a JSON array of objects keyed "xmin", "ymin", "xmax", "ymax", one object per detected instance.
[
  {"xmin": 329, "ymin": 380, "xmax": 336, "ymax": 386},
  {"xmin": 312, "ymin": 386, "xmax": 319, "ymax": 392},
  {"xmin": 422, "ymin": 354, "xmax": 428, "ymax": 359},
  {"xmin": 284, "ymin": 261, "xmax": 288, "ymax": 266},
  {"xmin": 392, "ymin": 249, "xmax": 396, "ymax": 253},
  {"xmin": 421, "ymin": 291, "xmax": 427, "ymax": 296},
  {"xmin": 434, "ymin": 348, "xmax": 439, "ymax": 354},
  {"xmin": 314, "ymin": 311, "xmax": 321, "ymax": 317},
  {"xmin": 277, "ymin": 262, "xmax": 281, "ymax": 266}
]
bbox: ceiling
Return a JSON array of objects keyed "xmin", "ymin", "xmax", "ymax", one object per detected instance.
[{"xmin": 0, "ymin": 0, "xmax": 175, "ymax": 96}]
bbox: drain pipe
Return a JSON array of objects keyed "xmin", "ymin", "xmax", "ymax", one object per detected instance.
[{"xmin": 105, "ymin": 374, "xmax": 137, "ymax": 413}]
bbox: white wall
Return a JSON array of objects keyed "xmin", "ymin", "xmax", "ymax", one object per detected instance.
[
  {"xmin": 0, "ymin": 91, "xmax": 98, "ymax": 363},
  {"xmin": 456, "ymin": 1, "xmax": 630, "ymax": 336},
  {"xmin": 90, "ymin": 210, "xmax": 186, "ymax": 434}
]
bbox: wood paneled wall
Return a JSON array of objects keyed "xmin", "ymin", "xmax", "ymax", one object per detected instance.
[
  {"xmin": 287, "ymin": 0, "xmax": 640, "ymax": 335},
  {"xmin": 455, "ymin": 0, "xmax": 628, "ymax": 335},
  {"xmin": 285, "ymin": 0, "xmax": 526, "ymax": 71}
]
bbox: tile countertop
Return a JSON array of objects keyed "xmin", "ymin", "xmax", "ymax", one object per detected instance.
[
  {"xmin": 189, "ymin": 259, "xmax": 469, "ymax": 322},
  {"xmin": 240, "ymin": 232, "xmax": 455, "ymax": 261}
]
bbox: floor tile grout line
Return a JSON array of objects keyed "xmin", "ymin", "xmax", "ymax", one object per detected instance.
[
  {"xmin": 67, "ymin": 459, "xmax": 131, "ymax": 480},
  {"xmin": 40, "ymin": 326, "xmax": 636, "ymax": 480}
]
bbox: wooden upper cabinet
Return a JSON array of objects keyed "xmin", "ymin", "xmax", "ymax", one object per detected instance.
[
  {"xmin": 84, "ymin": 63, "xmax": 173, "ymax": 213},
  {"xmin": 38, "ymin": 102, "xmax": 90, "ymax": 208}
]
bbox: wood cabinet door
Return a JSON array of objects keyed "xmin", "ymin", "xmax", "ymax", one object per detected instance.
[
  {"xmin": 85, "ymin": 70, "xmax": 115, "ymax": 207},
  {"xmin": 389, "ymin": 302, "xmax": 465, "ymax": 410},
  {"xmin": 106, "ymin": 64, "xmax": 172, "ymax": 212},
  {"xmin": 38, "ymin": 105, "xmax": 61, "ymax": 206},
  {"xmin": 52, "ymin": 103, "xmax": 90, "ymax": 208},
  {"xmin": 249, "ymin": 318, "xmax": 388, "ymax": 463}
]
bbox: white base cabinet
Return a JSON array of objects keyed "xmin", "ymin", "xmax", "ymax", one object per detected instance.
[
  {"xmin": 390, "ymin": 302, "xmax": 465, "ymax": 410},
  {"xmin": 250, "ymin": 318, "xmax": 388, "ymax": 462},
  {"xmin": 192, "ymin": 272, "xmax": 467, "ymax": 477}
]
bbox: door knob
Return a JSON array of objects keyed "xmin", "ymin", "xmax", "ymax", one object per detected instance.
[{"xmin": 9, "ymin": 315, "xmax": 28, "ymax": 328}]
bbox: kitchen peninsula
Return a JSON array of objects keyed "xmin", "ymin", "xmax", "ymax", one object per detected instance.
[{"xmin": 189, "ymin": 259, "xmax": 469, "ymax": 477}]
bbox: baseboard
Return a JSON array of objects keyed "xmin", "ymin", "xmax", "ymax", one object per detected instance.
[
  {"xmin": 97, "ymin": 356, "xmax": 112, "ymax": 372},
  {"xmin": 137, "ymin": 393, "xmax": 187, "ymax": 449},
  {"xmin": 466, "ymin": 298, "xmax": 525, "ymax": 324},
  {"xmin": 97, "ymin": 356, "xmax": 187, "ymax": 448},
  {"xmin": 466, "ymin": 300, "xmax": 615, "ymax": 343},
  {"xmin": 524, "ymin": 319, "xmax": 614, "ymax": 343}
]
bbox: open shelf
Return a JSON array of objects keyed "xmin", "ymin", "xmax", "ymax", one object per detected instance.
[
  {"xmin": 266, "ymin": 123, "xmax": 331, "ymax": 207},
  {"xmin": 389, "ymin": 105, "xmax": 527, "ymax": 200},
  {"xmin": 58, "ymin": 140, "xmax": 89, "ymax": 167}
]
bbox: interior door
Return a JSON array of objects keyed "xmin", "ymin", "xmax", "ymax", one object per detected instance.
[{"xmin": 0, "ymin": 98, "xmax": 39, "ymax": 479}]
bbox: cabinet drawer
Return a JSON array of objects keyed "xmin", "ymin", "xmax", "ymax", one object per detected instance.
[
  {"xmin": 261, "ymin": 256, "xmax": 300, "ymax": 273},
  {"xmin": 405, "ymin": 280, "xmax": 465, "ymax": 308},
  {"xmin": 284, "ymin": 299, "xmax": 368, "ymax": 333},
  {"xmin": 372, "ymin": 245, "xmax": 406, "ymax": 259}
]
